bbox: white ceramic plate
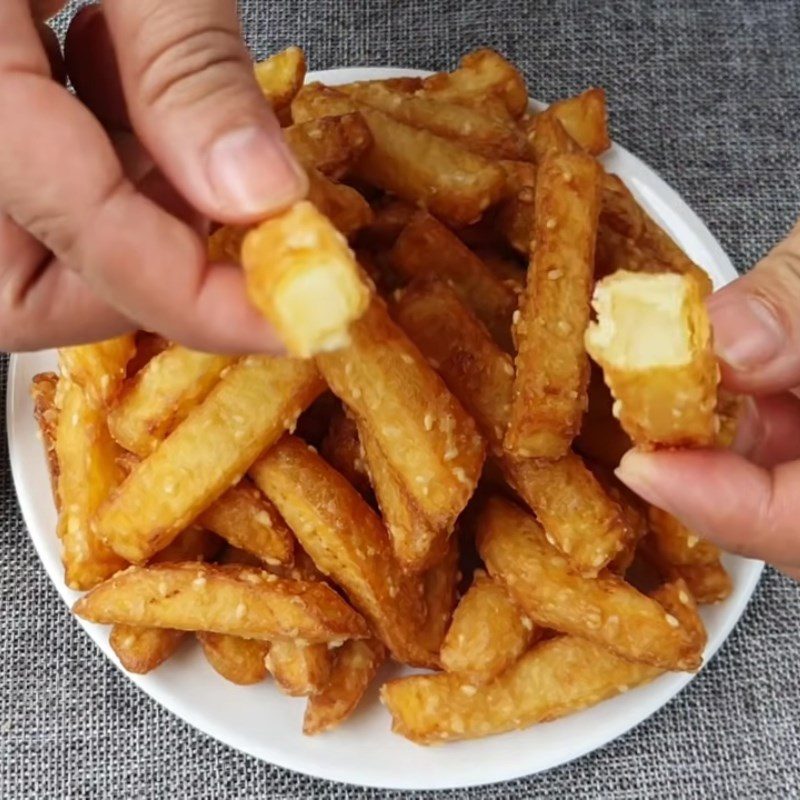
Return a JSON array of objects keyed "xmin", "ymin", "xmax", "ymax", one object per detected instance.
[{"xmin": 6, "ymin": 67, "xmax": 763, "ymax": 791}]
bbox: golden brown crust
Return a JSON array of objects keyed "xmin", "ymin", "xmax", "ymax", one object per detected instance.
[
  {"xmin": 253, "ymin": 46, "xmax": 306, "ymax": 112},
  {"xmin": 58, "ymin": 335, "xmax": 136, "ymax": 409},
  {"xmin": 30, "ymin": 372, "xmax": 60, "ymax": 504},
  {"xmin": 267, "ymin": 640, "xmax": 332, "ymax": 696},
  {"xmin": 110, "ymin": 626, "xmax": 185, "ymax": 674},
  {"xmin": 284, "ymin": 113, "xmax": 373, "ymax": 179},
  {"xmin": 197, "ymin": 632, "xmax": 269, "ymax": 685}
]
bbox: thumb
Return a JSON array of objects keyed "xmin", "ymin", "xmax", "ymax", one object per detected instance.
[
  {"xmin": 707, "ymin": 217, "xmax": 800, "ymax": 395},
  {"xmin": 616, "ymin": 448, "xmax": 800, "ymax": 568},
  {"xmin": 103, "ymin": 0, "xmax": 307, "ymax": 223}
]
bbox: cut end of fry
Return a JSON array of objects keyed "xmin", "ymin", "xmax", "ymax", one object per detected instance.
[
  {"xmin": 254, "ymin": 46, "xmax": 307, "ymax": 112},
  {"xmin": 242, "ymin": 201, "xmax": 372, "ymax": 358}
]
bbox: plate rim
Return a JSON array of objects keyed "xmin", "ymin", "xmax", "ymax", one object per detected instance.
[{"xmin": 5, "ymin": 65, "xmax": 764, "ymax": 791}]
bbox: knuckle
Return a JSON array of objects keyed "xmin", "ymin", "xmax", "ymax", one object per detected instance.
[{"xmin": 134, "ymin": 23, "xmax": 249, "ymax": 112}]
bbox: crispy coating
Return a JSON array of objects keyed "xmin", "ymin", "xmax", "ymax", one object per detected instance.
[
  {"xmin": 320, "ymin": 407, "xmax": 373, "ymax": 499},
  {"xmin": 284, "ymin": 113, "xmax": 373, "ymax": 179},
  {"xmin": 650, "ymin": 578, "xmax": 707, "ymax": 654},
  {"xmin": 74, "ymin": 563, "xmax": 368, "ymax": 643},
  {"xmin": 197, "ymin": 632, "xmax": 270, "ymax": 685},
  {"xmin": 292, "ymin": 84, "xmax": 507, "ymax": 226},
  {"xmin": 253, "ymin": 46, "xmax": 306, "ymax": 113},
  {"xmin": 303, "ymin": 639, "xmax": 387, "ymax": 734},
  {"xmin": 418, "ymin": 537, "xmax": 460, "ymax": 655},
  {"xmin": 505, "ymin": 152, "xmax": 603, "ymax": 459},
  {"xmin": 107, "ymin": 346, "xmax": 235, "ymax": 456},
  {"xmin": 249, "ymin": 435, "xmax": 435, "ymax": 666},
  {"xmin": 267, "ymin": 640, "xmax": 332, "ymax": 696},
  {"xmin": 390, "ymin": 212, "xmax": 518, "ymax": 352},
  {"xmin": 94, "ymin": 356, "xmax": 324, "ymax": 563},
  {"xmin": 547, "ymin": 87, "xmax": 611, "ymax": 155},
  {"xmin": 55, "ymin": 379, "xmax": 127, "ymax": 590},
  {"xmin": 440, "ymin": 571, "xmax": 538, "ymax": 684},
  {"xmin": 242, "ymin": 201, "xmax": 372, "ymax": 358},
  {"xmin": 110, "ymin": 626, "xmax": 185, "ymax": 675},
  {"xmin": 394, "ymin": 280, "xmax": 631, "ymax": 575},
  {"xmin": 30, "ymin": 372, "xmax": 60, "ymax": 503},
  {"xmin": 477, "ymin": 496, "xmax": 702, "ymax": 670},
  {"xmin": 340, "ymin": 81, "xmax": 529, "ymax": 160},
  {"xmin": 305, "ymin": 169, "xmax": 375, "ymax": 239},
  {"xmin": 316, "ymin": 297, "xmax": 485, "ymax": 561},
  {"xmin": 586, "ymin": 271, "xmax": 719, "ymax": 448},
  {"xmin": 382, "ymin": 636, "xmax": 661, "ymax": 745},
  {"xmin": 58, "ymin": 335, "xmax": 136, "ymax": 408}
]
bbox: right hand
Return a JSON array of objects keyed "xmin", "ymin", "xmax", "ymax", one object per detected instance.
[
  {"xmin": 616, "ymin": 218, "xmax": 800, "ymax": 580},
  {"xmin": 0, "ymin": 1, "xmax": 307, "ymax": 353}
]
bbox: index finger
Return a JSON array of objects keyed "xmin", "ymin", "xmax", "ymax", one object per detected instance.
[{"xmin": 0, "ymin": 0, "xmax": 281, "ymax": 353}]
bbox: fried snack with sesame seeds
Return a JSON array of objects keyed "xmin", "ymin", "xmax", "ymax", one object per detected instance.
[
  {"xmin": 74, "ymin": 563, "xmax": 369, "ymax": 643},
  {"xmin": 30, "ymin": 372, "xmax": 60, "ymax": 504},
  {"xmin": 284, "ymin": 114, "xmax": 373, "ymax": 179},
  {"xmin": 197, "ymin": 480, "xmax": 295, "ymax": 568},
  {"xmin": 241, "ymin": 201, "xmax": 372, "ymax": 358},
  {"xmin": 108, "ymin": 346, "xmax": 236, "ymax": 457},
  {"xmin": 381, "ymin": 635, "xmax": 661, "ymax": 745},
  {"xmin": 304, "ymin": 638, "xmax": 387, "ymax": 735},
  {"xmin": 198, "ymin": 632, "xmax": 270, "ymax": 685},
  {"xmin": 55, "ymin": 378, "xmax": 128, "ymax": 590},
  {"xmin": 316, "ymin": 297, "xmax": 485, "ymax": 568},
  {"xmin": 505, "ymin": 152, "xmax": 603, "ymax": 460},
  {"xmin": 390, "ymin": 212, "xmax": 518, "ymax": 352},
  {"xmin": 109, "ymin": 526, "xmax": 222, "ymax": 674},
  {"xmin": 649, "ymin": 578, "xmax": 707, "ymax": 654},
  {"xmin": 545, "ymin": 87, "xmax": 611, "ymax": 155},
  {"xmin": 667, "ymin": 561, "xmax": 733, "ymax": 605},
  {"xmin": 338, "ymin": 81, "xmax": 529, "ymax": 160},
  {"xmin": 305, "ymin": 169, "xmax": 376, "ymax": 239},
  {"xmin": 249, "ymin": 435, "xmax": 437, "ymax": 667},
  {"xmin": 292, "ymin": 84, "xmax": 508, "ymax": 226},
  {"xmin": 253, "ymin": 46, "xmax": 306, "ymax": 121},
  {"xmin": 266, "ymin": 640, "xmax": 332, "ymax": 696},
  {"xmin": 94, "ymin": 356, "xmax": 324, "ymax": 564},
  {"xmin": 418, "ymin": 536, "xmax": 460, "ymax": 655},
  {"xmin": 477, "ymin": 496, "xmax": 702, "ymax": 671},
  {"xmin": 440, "ymin": 570, "xmax": 540, "ymax": 684},
  {"xmin": 393, "ymin": 279, "xmax": 631, "ymax": 575},
  {"xmin": 419, "ymin": 49, "xmax": 528, "ymax": 119},
  {"xmin": 58, "ymin": 335, "xmax": 136, "ymax": 408},
  {"xmin": 320, "ymin": 407, "xmax": 373, "ymax": 500},
  {"xmin": 585, "ymin": 271, "xmax": 719, "ymax": 449}
]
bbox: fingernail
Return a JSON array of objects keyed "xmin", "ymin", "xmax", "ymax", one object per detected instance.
[
  {"xmin": 206, "ymin": 126, "xmax": 307, "ymax": 216},
  {"xmin": 730, "ymin": 397, "xmax": 763, "ymax": 457},
  {"xmin": 614, "ymin": 451, "xmax": 670, "ymax": 510},
  {"xmin": 707, "ymin": 293, "xmax": 785, "ymax": 370}
]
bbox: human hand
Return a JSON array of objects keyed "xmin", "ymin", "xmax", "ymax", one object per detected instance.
[
  {"xmin": 0, "ymin": 0, "xmax": 307, "ymax": 353},
  {"xmin": 616, "ymin": 218, "xmax": 800, "ymax": 580}
]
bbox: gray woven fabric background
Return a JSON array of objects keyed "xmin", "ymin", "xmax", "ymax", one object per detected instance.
[{"xmin": 2, "ymin": 0, "xmax": 799, "ymax": 797}]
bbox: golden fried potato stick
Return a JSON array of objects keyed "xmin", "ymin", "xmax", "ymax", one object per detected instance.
[
  {"xmin": 420, "ymin": 49, "xmax": 529, "ymax": 119},
  {"xmin": 55, "ymin": 379, "xmax": 128, "ymax": 590},
  {"xmin": 477, "ymin": 496, "xmax": 701, "ymax": 670},
  {"xmin": 650, "ymin": 578, "xmax": 707, "ymax": 654},
  {"xmin": 197, "ymin": 480, "xmax": 295, "ymax": 567},
  {"xmin": 284, "ymin": 113, "xmax": 373, "ymax": 179},
  {"xmin": 74, "ymin": 563, "xmax": 369, "ymax": 643},
  {"xmin": 505, "ymin": 152, "xmax": 603, "ymax": 459},
  {"xmin": 108, "ymin": 346, "xmax": 236, "ymax": 456},
  {"xmin": 249, "ymin": 435, "xmax": 436, "ymax": 667},
  {"xmin": 394, "ymin": 280, "xmax": 631, "ymax": 575},
  {"xmin": 305, "ymin": 169, "xmax": 375, "ymax": 239},
  {"xmin": 292, "ymin": 84, "xmax": 508, "ymax": 226},
  {"xmin": 109, "ymin": 526, "xmax": 222, "ymax": 674},
  {"xmin": 359, "ymin": 197, "xmax": 417, "ymax": 248},
  {"xmin": 254, "ymin": 46, "xmax": 306, "ymax": 117},
  {"xmin": 382, "ymin": 635, "xmax": 661, "ymax": 745},
  {"xmin": 303, "ymin": 638, "xmax": 387, "ymax": 735},
  {"xmin": 390, "ymin": 212, "xmax": 518, "ymax": 352},
  {"xmin": 95, "ymin": 356, "xmax": 324, "ymax": 563},
  {"xmin": 241, "ymin": 201, "xmax": 372, "ymax": 358},
  {"xmin": 585, "ymin": 271, "xmax": 719, "ymax": 449},
  {"xmin": 440, "ymin": 570, "xmax": 539, "ymax": 684},
  {"xmin": 315, "ymin": 297, "xmax": 485, "ymax": 565},
  {"xmin": 266, "ymin": 640, "xmax": 332, "ymax": 696},
  {"xmin": 30, "ymin": 372, "xmax": 60, "ymax": 503},
  {"xmin": 418, "ymin": 537, "xmax": 460, "ymax": 655},
  {"xmin": 546, "ymin": 87, "xmax": 611, "ymax": 155},
  {"xmin": 58, "ymin": 335, "xmax": 136, "ymax": 408},
  {"xmin": 668, "ymin": 561, "xmax": 733, "ymax": 605},
  {"xmin": 197, "ymin": 632, "xmax": 270, "ymax": 685},
  {"xmin": 320, "ymin": 407, "xmax": 372, "ymax": 500},
  {"xmin": 339, "ymin": 81, "xmax": 529, "ymax": 160},
  {"xmin": 110, "ymin": 626, "xmax": 185, "ymax": 675}
]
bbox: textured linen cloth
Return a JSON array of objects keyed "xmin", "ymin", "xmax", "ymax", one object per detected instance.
[{"xmin": 2, "ymin": 1, "xmax": 800, "ymax": 797}]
